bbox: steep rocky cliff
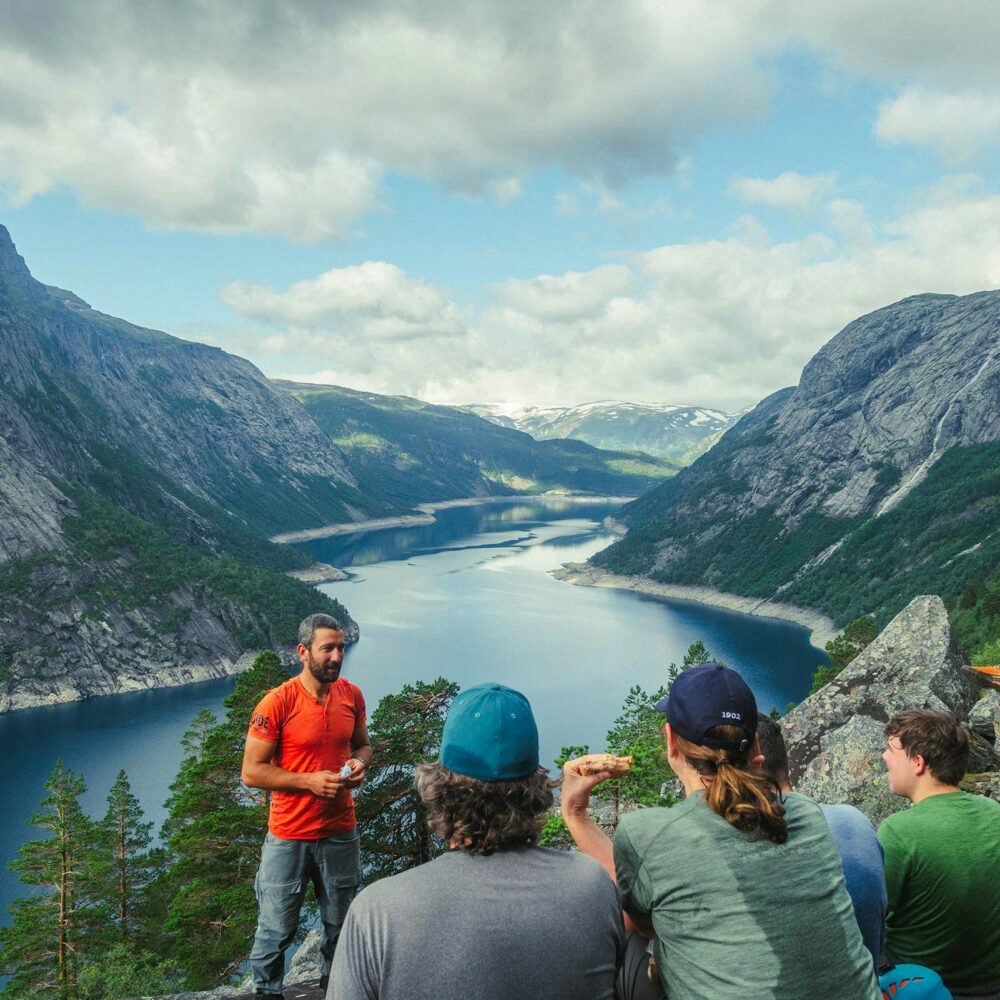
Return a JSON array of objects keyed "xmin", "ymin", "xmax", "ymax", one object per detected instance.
[
  {"xmin": 0, "ymin": 225, "xmax": 381, "ymax": 554},
  {"xmin": 593, "ymin": 292, "xmax": 1000, "ymax": 635},
  {"xmin": 0, "ymin": 226, "xmax": 367, "ymax": 710}
]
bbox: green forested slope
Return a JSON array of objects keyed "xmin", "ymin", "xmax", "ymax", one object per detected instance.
[{"xmin": 280, "ymin": 381, "xmax": 678, "ymax": 505}]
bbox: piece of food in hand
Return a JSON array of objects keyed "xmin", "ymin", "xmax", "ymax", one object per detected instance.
[{"xmin": 577, "ymin": 753, "xmax": 634, "ymax": 777}]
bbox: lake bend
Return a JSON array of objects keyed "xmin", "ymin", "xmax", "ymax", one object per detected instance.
[{"xmin": 0, "ymin": 497, "xmax": 828, "ymax": 919}]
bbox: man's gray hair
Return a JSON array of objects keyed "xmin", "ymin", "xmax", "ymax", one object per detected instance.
[{"xmin": 297, "ymin": 613, "xmax": 344, "ymax": 647}]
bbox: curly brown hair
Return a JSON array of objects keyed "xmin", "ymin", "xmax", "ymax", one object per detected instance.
[
  {"xmin": 674, "ymin": 725, "xmax": 788, "ymax": 844},
  {"xmin": 414, "ymin": 761, "xmax": 559, "ymax": 856}
]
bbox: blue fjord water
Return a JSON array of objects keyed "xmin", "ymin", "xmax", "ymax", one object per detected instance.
[{"xmin": 0, "ymin": 498, "xmax": 826, "ymax": 920}]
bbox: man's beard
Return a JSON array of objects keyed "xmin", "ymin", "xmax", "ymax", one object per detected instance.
[{"xmin": 308, "ymin": 651, "xmax": 341, "ymax": 682}]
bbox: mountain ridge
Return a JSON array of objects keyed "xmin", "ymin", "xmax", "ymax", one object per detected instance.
[
  {"xmin": 465, "ymin": 399, "xmax": 737, "ymax": 464},
  {"xmin": 590, "ymin": 290, "xmax": 1000, "ymax": 656}
]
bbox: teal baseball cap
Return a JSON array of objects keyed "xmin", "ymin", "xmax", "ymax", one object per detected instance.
[{"xmin": 440, "ymin": 683, "xmax": 539, "ymax": 780}]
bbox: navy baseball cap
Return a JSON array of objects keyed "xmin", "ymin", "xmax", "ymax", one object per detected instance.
[
  {"xmin": 655, "ymin": 663, "xmax": 758, "ymax": 753},
  {"xmin": 440, "ymin": 683, "xmax": 539, "ymax": 780}
]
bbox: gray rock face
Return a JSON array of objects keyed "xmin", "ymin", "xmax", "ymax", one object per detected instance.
[
  {"xmin": 0, "ymin": 225, "xmax": 365, "ymax": 710},
  {"xmin": 0, "ymin": 223, "xmax": 363, "ymax": 565},
  {"xmin": 969, "ymin": 689, "xmax": 1000, "ymax": 748},
  {"xmin": 795, "ymin": 715, "xmax": 900, "ymax": 824},
  {"xmin": 593, "ymin": 291, "xmax": 1000, "ymax": 624},
  {"xmin": 138, "ymin": 930, "xmax": 322, "ymax": 1000},
  {"xmin": 781, "ymin": 595, "xmax": 989, "ymax": 823}
]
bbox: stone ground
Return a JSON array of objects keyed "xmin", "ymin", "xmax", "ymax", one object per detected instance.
[{"xmin": 231, "ymin": 986, "xmax": 324, "ymax": 1000}]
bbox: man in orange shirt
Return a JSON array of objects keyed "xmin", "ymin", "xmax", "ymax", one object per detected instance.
[{"xmin": 242, "ymin": 613, "xmax": 372, "ymax": 1000}]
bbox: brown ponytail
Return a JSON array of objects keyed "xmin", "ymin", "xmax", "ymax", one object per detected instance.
[{"xmin": 674, "ymin": 725, "xmax": 787, "ymax": 844}]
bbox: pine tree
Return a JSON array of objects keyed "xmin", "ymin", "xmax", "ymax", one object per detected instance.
[
  {"xmin": 156, "ymin": 650, "xmax": 288, "ymax": 988},
  {"xmin": 592, "ymin": 684, "xmax": 674, "ymax": 829},
  {"xmin": 682, "ymin": 640, "xmax": 712, "ymax": 668},
  {"xmin": 92, "ymin": 771, "xmax": 154, "ymax": 945},
  {"xmin": 355, "ymin": 678, "xmax": 459, "ymax": 881},
  {"xmin": 809, "ymin": 616, "xmax": 878, "ymax": 694},
  {"xmin": 0, "ymin": 762, "xmax": 104, "ymax": 999}
]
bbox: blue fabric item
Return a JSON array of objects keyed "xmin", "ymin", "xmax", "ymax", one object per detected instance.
[
  {"xmin": 655, "ymin": 663, "xmax": 757, "ymax": 752},
  {"xmin": 249, "ymin": 828, "xmax": 361, "ymax": 994},
  {"xmin": 439, "ymin": 682, "xmax": 539, "ymax": 780},
  {"xmin": 820, "ymin": 803, "xmax": 888, "ymax": 971},
  {"xmin": 879, "ymin": 963, "xmax": 954, "ymax": 999}
]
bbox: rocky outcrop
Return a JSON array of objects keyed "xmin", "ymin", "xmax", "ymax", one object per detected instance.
[
  {"xmin": 969, "ymin": 689, "xmax": 1000, "ymax": 748},
  {"xmin": 141, "ymin": 929, "xmax": 324, "ymax": 1000},
  {"xmin": 781, "ymin": 595, "xmax": 999, "ymax": 824}
]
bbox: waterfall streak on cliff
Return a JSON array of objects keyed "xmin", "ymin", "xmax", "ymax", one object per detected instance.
[{"xmin": 875, "ymin": 347, "xmax": 998, "ymax": 518}]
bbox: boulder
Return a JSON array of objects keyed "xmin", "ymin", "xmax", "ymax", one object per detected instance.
[
  {"xmin": 780, "ymin": 595, "xmax": 990, "ymax": 824},
  {"xmin": 285, "ymin": 928, "xmax": 324, "ymax": 984},
  {"xmin": 969, "ymin": 689, "xmax": 1000, "ymax": 748},
  {"xmin": 795, "ymin": 715, "xmax": 901, "ymax": 825}
]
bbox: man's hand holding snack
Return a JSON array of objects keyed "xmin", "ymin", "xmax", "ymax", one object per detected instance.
[{"xmin": 342, "ymin": 757, "xmax": 367, "ymax": 786}]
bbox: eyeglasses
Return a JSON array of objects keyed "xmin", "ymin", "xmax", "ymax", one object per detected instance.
[{"xmin": 886, "ymin": 737, "xmax": 904, "ymax": 752}]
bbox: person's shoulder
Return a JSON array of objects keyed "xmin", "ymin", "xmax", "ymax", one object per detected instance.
[
  {"xmin": 957, "ymin": 790, "xmax": 1000, "ymax": 813},
  {"xmin": 784, "ymin": 790, "xmax": 826, "ymax": 815},
  {"xmin": 618, "ymin": 801, "xmax": 694, "ymax": 845},
  {"xmin": 878, "ymin": 802, "xmax": 916, "ymax": 843},
  {"xmin": 350, "ymin": 854, "xmax": 446, "ymax": 910},
  {"xmin": 335, "ymin": 677, "xmax": 365, "ymax": 702},
  {"xmin": 253, "ymin": 676, "xmax": 298, "ymax": 714},
  {"xmin": 532, "ymin": 845, "xmax": 614, "ymax": 881}
]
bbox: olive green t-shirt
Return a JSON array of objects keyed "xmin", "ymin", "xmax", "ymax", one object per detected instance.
[
  {"xmin": 614, "ymin": 791, "xmax": 879, "ymax": 1000},
  {"xmin": 879, "ymin": 790, "xmax": 1000, "ymax": 991}
]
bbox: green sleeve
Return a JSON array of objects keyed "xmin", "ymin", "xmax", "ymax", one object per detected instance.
[
  {"xmin": 614, "ymin": 821, "xmax": 654, "ymax": 922},
  {"xmin": 878, "ymin": 817, "xmax": 909, "ymax": 920}
]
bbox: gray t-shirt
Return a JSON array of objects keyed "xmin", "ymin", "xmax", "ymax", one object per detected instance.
[
  {"xmin": 327, "ymin": 845, "xmax": 625, "ymax": 1000},
  {"xmin": 614, "ymin": 791, "xmax": 880, "ymax": 1000}
]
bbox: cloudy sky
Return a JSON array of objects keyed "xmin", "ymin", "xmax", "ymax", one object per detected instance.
[{"xmin": 2, "ymin": 1, "xmax": 998, "ymax": 411}]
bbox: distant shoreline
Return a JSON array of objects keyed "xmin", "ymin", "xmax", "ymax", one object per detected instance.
[
  {"xmin": 270, "ymin": 494, "xmax": 636, "ymax": 544},
  {"xmin": 552, "ymin": 562, "xmax": 837, "ymax": 649}
]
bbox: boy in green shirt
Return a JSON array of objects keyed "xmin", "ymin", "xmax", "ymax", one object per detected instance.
[{"xmin": 879, "ymin": 709, "xmax": 1000, "ymax": 999}]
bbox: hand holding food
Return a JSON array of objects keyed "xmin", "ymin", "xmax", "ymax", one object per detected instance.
[
  {"xmin": 577, "ymin": 753, "xmax": 634, "ymax": 777},
  {"xmin": 561, "ymin": 753, "xmax": 633, "ymax": 819}
]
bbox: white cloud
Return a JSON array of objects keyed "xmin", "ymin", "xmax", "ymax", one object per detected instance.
[
  {"xmin": 0, "ymin": 1, "xmax": 778, "ymax": 235},
  {"xmin": 731, "ymin": 172, "xmax": 837, "ymax": 209},
  {"xmin": 875, "ymin": 88, "xmax": 1000, "ymax": 164},
  {"xmin": 219, "ymin": 188, "xmax": 999, "ymax": 411},
  {"xmin": 221, "ymin": 262, "xmax": 465, "ymax": 339},
  {"xmin": 2, "ymin": 2, "xmax": 996, "ymax": 233},
  {"xmin": 783, "ymin": 2, "xmax": 1000, "ymax": 90},
  {"xmin": 780, "ymin": 3, "xmax": 1000, "ymax": 161},
  {"xmin": 492, "ymin": 266, "xmax": 636, "ymax": 322}
]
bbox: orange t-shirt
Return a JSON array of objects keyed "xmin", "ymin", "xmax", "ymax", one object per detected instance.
[{"xmin": 248, "ymin": 675, "xmax": 366, "ymax": 840}]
